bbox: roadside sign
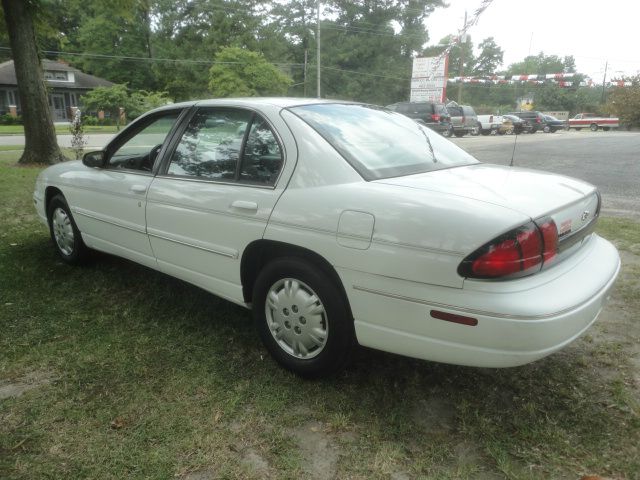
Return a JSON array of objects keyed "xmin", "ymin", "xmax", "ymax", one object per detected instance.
[{"xmin": 411, "ymin": 56, "xmax": 448, "ymax": 103}]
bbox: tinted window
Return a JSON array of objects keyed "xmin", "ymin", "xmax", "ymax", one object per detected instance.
[
  {"xmin": 395, "ymin": 102, "xmax": 432, "ymax": 117},
  {"xmin": 239, "ymin": 116, "xmax": 283, "ymax": 185},
  {"xmin": 167, "ymin": 109, "xmax": 251, "ymax": 180},
  {"xmin": 291, "ymin": 103, "xmax": 478, "ymax": 181},
  {"xmin": 109, "ymin": 112, "xmax": 180, "ymax": 171}
]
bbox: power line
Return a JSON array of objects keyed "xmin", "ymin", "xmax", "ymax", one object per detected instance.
[
  {"xmin": 321, "ymin": 66, "xmax": 407, "ymax": 81},
  {"xmin": 0, "ymin": 46, "xmax": 305, "ymax": 67}
]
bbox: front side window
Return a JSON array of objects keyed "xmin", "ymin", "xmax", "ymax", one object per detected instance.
[
  {"xmin": 167, "ymin": 108, "xmax": 283, "ymax": 185},
  {"xmin": 109, "ymin": 111, "xmax": 180, "ymax": 171},
  {"xmin": 291, "ymin": 103, "xmax": 478, "ymax": 181}
]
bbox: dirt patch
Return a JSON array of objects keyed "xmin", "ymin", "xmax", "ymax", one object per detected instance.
[
  {"xmin": 181, "ymin": 468, "xmax": 217, "ymax": 480},
  {"xmin": 240, "ymin": 448, "xmax": 270, "ymax": 476},
  {"xmin": 0, "ymin": 370, "xmax": 57, "ymax": 400},
  {"xmin": 289, "ymin": 421, "xmax": 339, "ymax": 480},
  {"xmin": 411, "ymin": 397, "xmax": 456, "ymax": 433}
]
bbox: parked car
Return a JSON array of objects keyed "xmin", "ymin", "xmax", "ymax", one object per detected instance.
[
  {"xmin": 498, "ymin": 114, "xmax": 525, "ymax": 135},
  {"xmin": 446, "ymin": 103, "xmax": 478, "ymax": 137},
  {"xmin": 476, "ymin": 114, "xmax": 501, "ymax": 135},
  {"xmin": 386, "ymin": 101, "xmax": 453, "ymax": 137},
  {"xmin": 34, "ymin": 98, "xmax": 620, "ymax": 377},
  {"xmin": 542, "ymin": 115, "xmax": 566, "ymax": 133},
  {"xmin": 508, "ymin": 110, "xmax": 546, "ymax": 133},
  {"xmin": 567, "ymin": 113, "xmax": 620, "ymax": 131}
]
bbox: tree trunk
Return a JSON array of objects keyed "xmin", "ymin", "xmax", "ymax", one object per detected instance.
[{"xmin": 2, "ymin": 0, "xmax": 65, "ymax": 165}]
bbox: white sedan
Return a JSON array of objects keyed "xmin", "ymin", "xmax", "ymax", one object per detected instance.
[{"xmin": 33, "ymin": 98, "xmax": 620, "ymax": 376}]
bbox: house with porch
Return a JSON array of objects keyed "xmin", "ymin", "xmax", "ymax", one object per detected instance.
[{"xmin": 0, "ymin": 59, "xmax": 113, "ymax": 121}]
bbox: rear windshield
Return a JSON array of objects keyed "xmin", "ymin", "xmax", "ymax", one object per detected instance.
[
  {"xmin": 395, "ymin": 102, "xmax": 432, "ymax": 117},
  {"xmin": 289, "ymin": 103, "xmax": 479, "ymax": 181}
]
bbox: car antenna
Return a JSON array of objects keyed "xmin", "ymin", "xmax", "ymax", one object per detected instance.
[{"xmin": 509, "ymin": 130, "xmax": 518, "ymax": 167}]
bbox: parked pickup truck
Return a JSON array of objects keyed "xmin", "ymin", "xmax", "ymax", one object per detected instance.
[
  {"xmin": 476, "ymin": 114, "xmax": 501, "ymax": 135},
  {"xmin": 567, "ymin": 113, "xmax": 619, "ymax": 131}
]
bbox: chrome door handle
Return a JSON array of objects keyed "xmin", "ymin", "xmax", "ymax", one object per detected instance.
[
  {"xmin": 130, "ymin": 184, "xmax": 147, "ymax": 194},
  {"xmin": 230, "ymin": 200, "xmax": 258, "ymax": 211}
]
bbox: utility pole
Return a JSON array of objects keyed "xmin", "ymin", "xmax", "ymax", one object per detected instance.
[
  {"xmin": 316, "ymin": 1, "xmax": 321, "ymax": 98},
  {"xmin": 601, "ymin": 60, "xmax": 608, "ymax": 104},
  {"xmin": 304, "ymin": 47, "xmax": 308, "ymax": 97},
  {"xmin": 457, "ymin": 10, "xmax": 467, "ymax": 104}
]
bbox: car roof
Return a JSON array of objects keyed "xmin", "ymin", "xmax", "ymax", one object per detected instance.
[{"xmin": 147, "ymin": 97, "xmax": 363, "ymax": 116}]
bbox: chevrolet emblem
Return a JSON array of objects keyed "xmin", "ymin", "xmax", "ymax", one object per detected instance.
[{"xmin": 581, "ymin": 211, "xmax": 589, "ymax": 221}]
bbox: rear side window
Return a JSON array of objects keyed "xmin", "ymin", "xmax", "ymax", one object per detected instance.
[
  {"xmin": 448, "ymin": 106, "xmax": 462, "ymax": 116},
  {"xmin": 462, "ymin": 106, "xmax": 476, "ymax": 116},
  {"xmin": 167, "ymin": 108, "xmax": 283, "ymax": 185}
]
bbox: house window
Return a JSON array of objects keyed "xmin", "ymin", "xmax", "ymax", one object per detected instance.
[
  {"xmin": 7, "ymin": 90, "xmax": 17, "ymax": 106},
  {"xmin": 44, "ymin": 71, "xmax": 68, "ymax": 81}
]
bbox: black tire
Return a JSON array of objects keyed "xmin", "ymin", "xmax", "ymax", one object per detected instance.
[
  {"xmin": 480, "ymin": 129, "xmax": 490, "ymax": 136},
  {"xmin": 252, "ymin": 257, "xmax": 354, "ymax": 377},
  {"xmin": 441, "ymin": 125, "xmax": 453, "ymax": 138},
  {"xmin": 47, "ymin": 194, "xmax": 89, "ymax": 264},
  {"xmin": 543, "ymin": 125, "xmax": 550, "ymax": 133},
  {"xmin": 590, "ymin": 123, "xmax": 598, "ymax": 132}
]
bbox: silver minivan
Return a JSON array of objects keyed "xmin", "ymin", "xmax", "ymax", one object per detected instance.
[{"xmin": 446, "ymin": 103, "xmax": 478, "ymax": 137}]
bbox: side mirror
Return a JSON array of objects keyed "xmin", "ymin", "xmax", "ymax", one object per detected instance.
[{"xmin": 82, "ymin": 150, "xmax": 106, "ymax": 168}]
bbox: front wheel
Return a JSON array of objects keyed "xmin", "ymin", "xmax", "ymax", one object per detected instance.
[
  {"xmin": 590, "ymin": 123, "xmax": 598, "ymax": 132},
  {"xmin": 47, "ymin": 194, "xmax": 89, "ymax": 264},
  {"xmin": 252, "ymin": 257, "xmax": 354, "ymax": 377},
  {"xmin": 441, "ymin": 125, "xmax": 453, "ymax": 138}
]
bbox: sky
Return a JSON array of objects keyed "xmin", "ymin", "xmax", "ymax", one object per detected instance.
[{"xmin": 425, "ymin": 0, "xmax": 640, "ymax": 82}]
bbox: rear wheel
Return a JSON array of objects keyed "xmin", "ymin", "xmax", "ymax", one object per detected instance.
[
  {"xmin": 252, "ymin": 257, "xmax": 354, "ymax": 377},
  {"xmin": 590, "ymin": 123, "xmax": 598, "ymax": 132},
  {"xmin": 441, "ymin": 125, "xmax": 453, "ymax": 138},
  {"xmin": 47, "ymin": 194, "xmax": 89, "ymax": 264}
]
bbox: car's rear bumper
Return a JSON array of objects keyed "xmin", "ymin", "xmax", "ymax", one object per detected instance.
[{"xmin": 340, "ymin": 234, "xmax": 620, "ymax": 367}]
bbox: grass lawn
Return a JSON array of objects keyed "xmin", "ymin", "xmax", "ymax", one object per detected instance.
[
  {"xmin": 0, "ymin": 124, "xmax": 121, "ymax": 135},
  {"xmin": 1, "ymin": 154, "xmax": 639, "ymax": 479}
]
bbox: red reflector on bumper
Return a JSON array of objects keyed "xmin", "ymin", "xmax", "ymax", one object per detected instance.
[{"xmin": 430, "ymin": 310, "xmax": 478, "ymax": 326}]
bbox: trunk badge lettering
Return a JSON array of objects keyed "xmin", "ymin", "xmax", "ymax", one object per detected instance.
[{"xmin": 559, "ymin": 219, "xmax": 572, "ymax": 237}]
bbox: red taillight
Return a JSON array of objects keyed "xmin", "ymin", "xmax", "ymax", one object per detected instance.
[
  {"xmin": 536, "ymin": 117, "xmax": 541, "ymax": 123},
  {"xmin": 538, "ymin": 218, "xmax": 558, "ymax": 263},
  {"xmin": 431, "ymin": 114, "xmax": 440, "ymax": 122},
  {"xmin": 458, "ymin": 218, "xmax": 559, "ymax": 279}
]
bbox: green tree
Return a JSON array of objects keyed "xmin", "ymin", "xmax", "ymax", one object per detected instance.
[
  {"xmin": 506, "ymin": 52, "xmax": 576, "ymax": 76},
  {"xmin": 80, "ymin": 84, "xmax": 130, "ymax": 128},
  {"xmin": 473, "ymin": 37, "xmax": 503, "ymax": 76},
  {"xmin": 208, "ymin": 47, "xmax": 292, "ymax": 97},
  {"xmin": 607, "ymin": 76, "xmax": 640, "ymax": 128},
  {"xmin": 1, "ymin": 0, "xmax": 64, "ymax": 165}
]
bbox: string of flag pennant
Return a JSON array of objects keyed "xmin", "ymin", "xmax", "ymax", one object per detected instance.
[{"xmin": 447, "ymin": 74, "xmax": 632, "ymax": 88}]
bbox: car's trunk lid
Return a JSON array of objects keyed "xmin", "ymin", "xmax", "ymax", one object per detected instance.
[{"xmin": 375, "ymin": 163, "xmax": 601, "ymax": 258}]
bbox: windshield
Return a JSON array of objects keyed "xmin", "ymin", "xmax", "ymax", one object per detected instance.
[{"xmin": 290, "ymin": 103, "xmax": 479, "ymax": 181}]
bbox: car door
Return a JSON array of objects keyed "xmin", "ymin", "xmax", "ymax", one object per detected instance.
[
  {"xmin": 70, "ymin": 109, "xmax": 183, "ymax": 268},
  {"xmin": 145, "ymin": 106, "xmax": 291, "ymax": 304}
]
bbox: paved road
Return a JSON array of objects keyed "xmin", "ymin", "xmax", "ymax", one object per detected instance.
[
  {"xmin": 0, "ymin": 133, "xmax": 114, "ymax": 149},
  {"xmin": 451, "ymin": 130, "xmax": 640, "ymax": 220}
]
